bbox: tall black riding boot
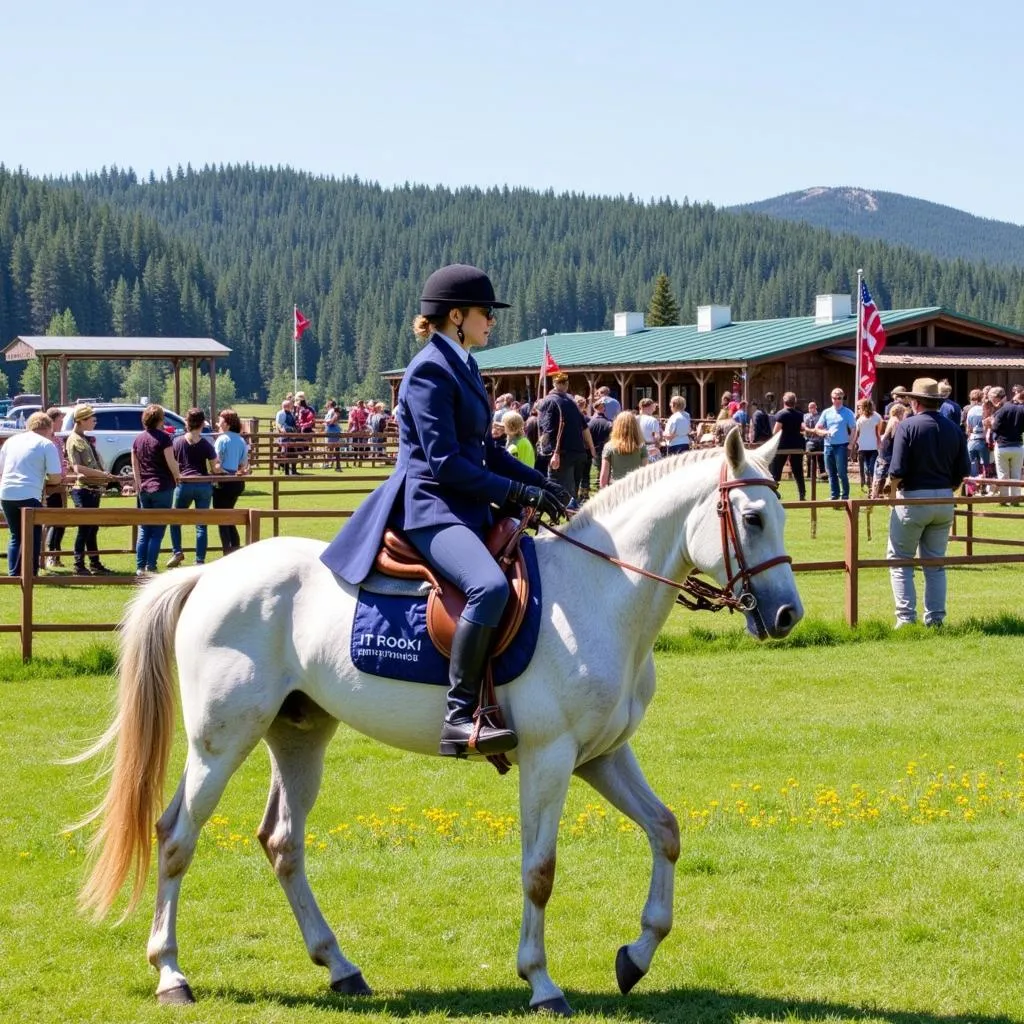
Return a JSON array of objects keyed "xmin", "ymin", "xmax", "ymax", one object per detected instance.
[{"xmin": 439, "ymin": 617, "xmax": 518, "ymax": 758}]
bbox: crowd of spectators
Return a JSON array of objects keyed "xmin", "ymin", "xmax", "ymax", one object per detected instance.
[{"xmin": 0, "ymin": 401, "xmax": 250, "ymax": 577}]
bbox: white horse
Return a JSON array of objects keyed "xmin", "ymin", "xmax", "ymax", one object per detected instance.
[{"xmin": 77, "ymin": 430, "xmax": 801, "ymax": 1016}]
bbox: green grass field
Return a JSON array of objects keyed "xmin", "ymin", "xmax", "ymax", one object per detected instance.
[{"xmin": 2, "ymin": 476, "xmax": 1024, "ymax": 1022}]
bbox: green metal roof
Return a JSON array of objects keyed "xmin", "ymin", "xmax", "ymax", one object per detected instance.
[{"xmin": 472, "ymin": 309, "xmax": 944, "ymax": 372}]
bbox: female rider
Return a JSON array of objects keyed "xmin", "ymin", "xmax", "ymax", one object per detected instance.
[{"xmin": 321, "ymin": 264, "xmax": 566, "ymax": 758}]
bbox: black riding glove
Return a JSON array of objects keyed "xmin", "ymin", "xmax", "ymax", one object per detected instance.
[
  {"xmin": 507, "ymin": 480, "xmax": 563, "ymax": 521},
  {"xmin": 540, "ymin": 478, "xmax": 574, "ymax": 512}
]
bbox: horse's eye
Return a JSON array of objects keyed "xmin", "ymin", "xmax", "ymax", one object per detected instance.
[{"xmin": 743, "ymin": 511, "xmax": 763, "ymax": 529}]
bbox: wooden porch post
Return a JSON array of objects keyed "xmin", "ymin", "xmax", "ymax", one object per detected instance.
[
  {"xmin": 59, "ymin": 356, "xmax": 69, "ymax": 405},
  {"xmin": 651, "ymin": 371, "xmax": 669, "ymax": 417},
  {"xmin": 191, "ymin": 358, "xmax": 199, "ymax": 408},
  {"xmin": 614, "ymin": 372, "xmax": 633, "ymax": 411},
  {"xmin": 690, "ymin": 369, "xmax": 711, "ymax": 420},
  {"xmin": 172, "ymin": 360, "xmax": 182, "ymax": 414}
]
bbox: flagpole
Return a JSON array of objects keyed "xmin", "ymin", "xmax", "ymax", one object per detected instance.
[
  {"xmin": 293, "ymin": 304, "xmax": 298, "ymax": 396},
  {"xmin": 854, "ymin": 268, "xmax": 864, "ymax": 402},
  {"xmin": 540, "ymin": 329, "xmax": 548, "ymax": 398}
]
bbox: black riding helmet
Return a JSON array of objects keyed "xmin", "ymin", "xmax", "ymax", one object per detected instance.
[{"xmin": 419, "ymin": 264, "xmax": 510, "ymax": 316}]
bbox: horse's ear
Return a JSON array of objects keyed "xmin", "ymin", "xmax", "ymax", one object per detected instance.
[
  {"xmin": 724, "ymin": 426, "xmax": 746, "ymax": 475},
  {"xmin": 754, "ymin": 432, "xmax": 782, "ymax": 464}
]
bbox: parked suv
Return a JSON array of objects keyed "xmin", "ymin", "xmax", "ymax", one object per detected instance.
[{"xmin": 58, "ymin": 404, "xmax": 212, "ymax": 479}]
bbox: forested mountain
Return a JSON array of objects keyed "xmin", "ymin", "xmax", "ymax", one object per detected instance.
[
  {"xmin": 3, "ymin": 165, "xmax": 1024, "ymax": 403},
  {"xmin": 0, "ymin": 167, "xmax": 221, "ymax": 398},
  {"xmin": 732, "ymin": 187, "xmax": 1024, "ymax": 268}
]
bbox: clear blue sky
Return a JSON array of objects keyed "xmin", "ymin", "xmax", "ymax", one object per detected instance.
[{"xmin": 4, "ymin": 0, "xmax": 1023, "ymax": 224}]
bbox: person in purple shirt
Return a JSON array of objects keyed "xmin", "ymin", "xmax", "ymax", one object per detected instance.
[
  {"xmin": 887, "ymin": 378, "xmax": 970, "ymax": 628},
  {"xmin": 167, "ymin": 408, "xmax": 220, "ymax": 568},
  {"xmin": 131, "ymin": 404, "xmax": 181, "ymax": 577}
]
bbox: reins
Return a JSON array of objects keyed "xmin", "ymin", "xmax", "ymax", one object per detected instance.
[{"xmin": 539, "ymin": 463, "xmax": 792, "ymax": 633}]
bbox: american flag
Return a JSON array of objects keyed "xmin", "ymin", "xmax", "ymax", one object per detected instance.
[{"xmin": 857, "ymin": 281, "xmax": 887, "ymax": 400}]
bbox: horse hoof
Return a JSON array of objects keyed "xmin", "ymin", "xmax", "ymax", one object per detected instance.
[
  {"xmin": 532, "ymin": 995, "xmax": 573, "ymax": 1016},
  {"xmin": 615, "ymin": 945, "xmax": 646, "ymax": 994},
  {"xmin": 157, "ymin": 982, "xmax": 196, "ymax": 1005},
  {"xmin": 331, "ymin": 971, "xmax": 373, "ymax": 996}
]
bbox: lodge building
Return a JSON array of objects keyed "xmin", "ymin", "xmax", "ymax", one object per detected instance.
[{"xmin": 384, "ymin": 295, "xmax": 1024, "ymax": 416}]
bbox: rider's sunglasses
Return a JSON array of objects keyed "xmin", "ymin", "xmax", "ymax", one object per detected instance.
[{"xmin": 477, "ymin": 306, "xmax": 497, "ymax": 320}]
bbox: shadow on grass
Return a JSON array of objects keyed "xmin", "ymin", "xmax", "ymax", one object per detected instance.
[
  {"xmin": 207, "ymin": 982, "xmax": 1017, "ymax": 1023},
  {"xmin": 655, "ymin": 613, "xmax": 1024, "ymax": 655}
]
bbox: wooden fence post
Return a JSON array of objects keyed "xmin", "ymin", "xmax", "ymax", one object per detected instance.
[
  {"xmin": 809, "ymin": 453, "xmax": 818, "ymax": 539},
  {"xmin": 272, "ymin": 478, "xmax": 280, "ymax": 537},
  {"xmin": 21, "ymin": 507, "xmax": 34, "ymax": 661},
  {"xmin": 845, "ymin": 499, "xmax": 859, "ymax": 628}
]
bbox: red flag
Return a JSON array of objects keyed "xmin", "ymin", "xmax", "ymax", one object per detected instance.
[
  {"xmin": 857, "ymin": 281, "xmax": 887, "ymax": 400},
  {"xmin": 294, "ymin": 307, "xmax": 311, "ymax": 341},
  {"xmin": 541, "ymin": 337, "xmax": 560, "ymax": 376}
]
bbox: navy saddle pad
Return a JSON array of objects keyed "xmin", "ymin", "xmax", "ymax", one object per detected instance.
[{"xmin": 350, "ymin": 534, "xmax": 541, "ymax": 686}]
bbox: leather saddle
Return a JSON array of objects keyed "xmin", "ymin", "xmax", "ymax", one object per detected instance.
[{"xmin": 372, "ymin": 518, "xmax": 531, "ymax": 659}]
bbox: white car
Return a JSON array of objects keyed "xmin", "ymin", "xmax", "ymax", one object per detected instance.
[{"xmin": 57, "ymin": 404, "xmax": 211, "ymax": 479}]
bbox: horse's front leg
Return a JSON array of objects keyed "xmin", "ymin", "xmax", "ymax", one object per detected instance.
[
  {"xmin": 517, "ymin": 737, "xmax": 577, "ymax": 1016},
  {"xmin": 574, "ymin": 742, "xmax": 679, "ymax": 993}
]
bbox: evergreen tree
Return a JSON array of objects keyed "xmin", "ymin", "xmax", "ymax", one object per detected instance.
[
  {"xmin": 158, "ymin": 369, "xmax": 236, "ymax": 416},
  {"xmin": 3, "ymin": 163, "xmax": 1021, "ymax": 404},
  {"xmin": 646, "ymin": 273, "xmax": 681, "ymax": 326}
]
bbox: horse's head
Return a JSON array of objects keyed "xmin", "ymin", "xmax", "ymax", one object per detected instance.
[{"xmin": 685, "ymin": 428, "xmax": 803, "ymax": 640}]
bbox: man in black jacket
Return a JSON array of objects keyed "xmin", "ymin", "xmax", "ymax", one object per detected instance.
[
  {"xmin": 887, "ymin": 377, "xmax": 970, "ymax": 628},
  {"xmin": 538, "ymin": 373, "xmax": 596, "ymax": 501}
]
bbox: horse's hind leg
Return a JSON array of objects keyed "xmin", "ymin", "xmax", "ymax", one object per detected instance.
[
  {"xmin": 148, "ymin": 732, "xmax": 266, "ymax": 1003},
  {"xmin": 258, "ymin": 697, "xmax": 370, "ymax": 995},
  {"xmin": 575, "ymin": 743, "xmax": 680, "ymax": 994}
]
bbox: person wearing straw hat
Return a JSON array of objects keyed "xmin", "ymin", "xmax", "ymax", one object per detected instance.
[
  {"xmin": 884, "ymin": 386, "xmax": 909, "ymax": 417},
  {"xmin": 64, "ymin": 403, "xmax": 121, "ymax": 575},
  {"xmin": 886, "ymin": 377, "xmax": 969, "ymax": 628}
]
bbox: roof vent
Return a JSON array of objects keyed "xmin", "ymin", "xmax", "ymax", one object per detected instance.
[
  {"xmin": 815, "ymin": 294, "xmax": 852, "ymax": 324},
  {"xmin": 697, "ymin": 305, "xmax": 731, "ymax": 332},
  {"xmin": 614, "ymin": 312, "xmax": 646, "ymax": 337}
]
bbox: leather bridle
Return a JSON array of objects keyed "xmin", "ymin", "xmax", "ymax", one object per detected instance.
[
  {"xmin": 540, "ymin": 462, "xmax": 792, "ymax": 638},
  {"xmin": 712, "ymin": 462, "xmax": 793, "ymax": 636}
]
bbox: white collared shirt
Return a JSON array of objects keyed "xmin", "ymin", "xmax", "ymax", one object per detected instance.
[{"xmin": 434, "ymin": 331, "xmax": 470, "ymax": 365}]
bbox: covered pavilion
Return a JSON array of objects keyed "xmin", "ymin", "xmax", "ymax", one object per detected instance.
[
  {"xmin": 2, "ymin": 337, "xmax": 232, "ymax": 412},
  {"xmin": 381, "ymin": 302, "xmax": 1024, "ymax": 417}
]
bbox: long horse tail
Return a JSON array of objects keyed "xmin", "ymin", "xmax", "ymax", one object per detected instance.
[{"xmin": 71, "ymin": 569, "xmax": 204, "ymax": 921}]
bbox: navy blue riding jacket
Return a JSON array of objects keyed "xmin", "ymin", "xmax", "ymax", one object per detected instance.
[{"xmin": 320, "ymin": 334, "xmax": 546, "ymax": 585}]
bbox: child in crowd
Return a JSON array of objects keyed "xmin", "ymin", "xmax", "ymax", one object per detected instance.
[{"xmin": 503, "ymin": 412, "xmax": 535, "ymax": 467}]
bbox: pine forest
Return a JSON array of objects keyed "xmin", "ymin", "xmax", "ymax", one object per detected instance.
[{"xmin": 2, "ymin": 163, "xmax": 1024, "ymax": 404}]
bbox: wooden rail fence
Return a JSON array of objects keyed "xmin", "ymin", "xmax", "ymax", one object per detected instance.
[{"xmin": 1, "ymin": 470, "xmax": 1021, "ymax": 658}]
